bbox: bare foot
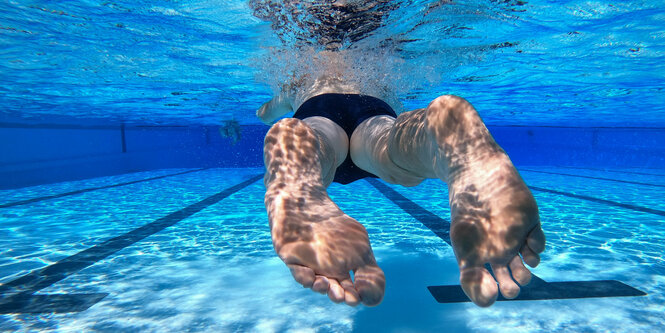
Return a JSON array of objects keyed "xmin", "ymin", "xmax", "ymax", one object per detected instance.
[
  {"xmin": 448, "ymin": 147, "xmax": 546, "ymax": 307},
  {"xmin": 266, "ymin": 183, "xmax": 385, "ymax": 306},
  {"xmin": 263, "ymin": 118, "xmax": 385, "ymax": 306}
]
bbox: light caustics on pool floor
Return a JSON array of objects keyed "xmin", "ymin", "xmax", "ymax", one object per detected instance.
[{"xmin": 0, "ymin": 166, "xmax": 664, "ymax": 331}]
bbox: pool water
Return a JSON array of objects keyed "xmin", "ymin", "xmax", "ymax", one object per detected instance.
[
  {"xmin": 2, "ymin": 0, "xmax": 665, "ymax": 332},
  {"xmin": 1, "ymin": 167, "xmax": 663, "ymax": 332}
]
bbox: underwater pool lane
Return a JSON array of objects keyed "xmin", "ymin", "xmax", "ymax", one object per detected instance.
[
  {"xmin": 0, "ymin": 168, "xmax": 210, "ymax": 209},
  {"xmin": 553, "ymin": 166, "xmax": 665, "ymax": 178},
  {"xmin": 0, "ymin": 169, "xmax": 201, "ymax": 206},
  {"xmin": 365, "ymin": 178, "xmax": 647, "ymax": 303},
  {"xmin": 521, "ymin": 169, "xmax": 665, "ymax": 188},
  {"xmin": 1, "ymin": 167, "xmax": 663, "ymax": 332},
  {"xmin": 0, "ymin": 169, "xmax": 263, "ymax": 287},
  {"xmin": 0, "ymin": 173, "xmax": 263, "ymax": 314},
  {"xmin": 518, "ymin": 168, "xmax": 665, "ymax": 215},
  {"xmin": 529, "ymin": 186, "xmax": 665, "ymax": 217}
]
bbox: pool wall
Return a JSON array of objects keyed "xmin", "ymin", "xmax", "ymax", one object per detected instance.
[
  {"xmin": 490, "ymin": 126, "xmax": 665, "ymax": 168},
  {"xmin": 0, "ymin": 124, "xmax": 265, "ymax": 189},
  {"xmin": 1, "ymin": 124, "xmax": 663, "ymax": 189}
]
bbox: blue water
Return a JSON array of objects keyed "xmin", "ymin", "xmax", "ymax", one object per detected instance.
[
  {"xmin": 1, "ymin": 0, "xmax": 665, "ymax": 332},
  {"xmin": 1, "ymin": 0, "xmax": 664, "ymax": 126},
  {"xmin": 0, "ymin": 167, "xmax": 664, "ymax": 331}
]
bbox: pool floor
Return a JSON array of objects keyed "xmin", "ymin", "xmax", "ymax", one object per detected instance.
[{"xmin": 1, "ymin": 166, "xmax": 664, "ymax": 332}]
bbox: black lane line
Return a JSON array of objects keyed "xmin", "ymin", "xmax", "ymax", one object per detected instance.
[
  {"xmin": 365, "ymin": 178, "xmax": 646, "ymax": 303},
  {"xmin": 529, "ymin": 186, "xmax": 665, "ymax": 217},
  {"xmin": 365, "ymin": 178, "xmax": 545, "ymax": 285},
  {"xmin": 555, "ymin": 166, "xmax": 665, "ymax": 177},
  {"xmin": 0, "ymin": 168, "xmax": 209, "ymax": 209},
  {"xmin": 0, "ymin": 293, "xmax": 109, "ymax": 314},
  {"xmin": 428, "ymin": 279, "xmax": 646, "ymax": 303},
  {"xmin": 0, "ymin": 173, "xmax": 263, "ymax": 314},
  {"xmin": 120, "ymin": 123, "xmax": 127, "ymax": 153},
  {"xmin": 521, "ymin": 169, "xmax": 665, "ymax": 188},
  {"xmin": 489, "ymin": 125, "xmax": 665, "ymax": 130}
]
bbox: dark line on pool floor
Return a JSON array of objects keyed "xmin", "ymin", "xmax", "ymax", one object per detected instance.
[
  {"xmin": 428, "ymin": 279, "xmax": 646, "ymax": 303},
  {"xmin": 365, "ymin": 178, "xmax": 545, "ymax": 285},
  {"xmin": 0, "ymin": 168, "xmax": 209, "ymax": 209},
  {"xmin": 529, "ymin": 186, "xmax": 665, "ymax": 217},
  {"xmin": 553, "ymin": 166, "xmax": 665, "ymax": 177},
  {"xmin": 0, "ymin": 173, "xmax": 263, "ymax": 314},
  {"xmin": 521, "ymin": 169, "xmax": 665, "ymax": 188},
  {"xmin": 365, "ymin": 178, "xmax": 452, "ymax": 243},
  {"xmin": 366, "ymin": 178, "xmax": 647, "ymax": 303}
]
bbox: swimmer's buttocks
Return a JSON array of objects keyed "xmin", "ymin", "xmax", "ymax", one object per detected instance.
[{"xmin": 293, "ymin": 93, "xmax": 397, "ymax": 184}]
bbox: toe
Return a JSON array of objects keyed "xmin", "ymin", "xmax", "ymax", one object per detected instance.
[
  {"xmin": 288, "ymin": 264, "xmax": 315, "ymax": 288},
  {"xmin": 328, "ymin": 279, "xmax": 346, "ymax": 303},
  {"xmin": 509, "ymin": 255, "xmax": 532, "ymax": 286},
  {"xmin": 460, "ymin": 267, "xmax": 498, "ymax": 307},
  {"xmin": 312, "ymin": 275, "xmax": 330, "ymax": 294},
  {"xmin": 341, "ymin": 279, "xmax": 360, "ymax": 306},
  {"xmin": 527, "ymin": 225, "xmax": 546, "ymax": 254},
  {"xmin": 491, "ymin": 264, "xmax": 520, "ymax": 299},
  {"xmin": 353, "ymin": 265, "xmax": 386, "ymax": 307},
  {"xmin": 520, "ymin": 243, "xmax": 541, "ymax": 268}
]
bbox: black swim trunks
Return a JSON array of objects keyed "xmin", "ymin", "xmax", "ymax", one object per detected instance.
[{"xmin": 293, "ymin": 93, "xmax": 397, "ymax": 185}]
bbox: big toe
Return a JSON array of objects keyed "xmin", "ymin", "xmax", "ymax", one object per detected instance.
[
  {"xmin": 287, "ymin": 264, "xmax": 315, "ymax": 288},
  {"xmin": 353, "ymin": 265, "xmax": 386, "ymax": 306},
  {"xmin": 460, "ymin": 267, "xmax": 498, "ymax": 307}
]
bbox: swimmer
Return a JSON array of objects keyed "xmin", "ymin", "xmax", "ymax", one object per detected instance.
[
  {"xmin": 258, "ymin": 74, "xmax": 545, "ymax": 307},
  {"xmin": 219, "ymin": 119, "xmax": 242, "ymax": 145}
]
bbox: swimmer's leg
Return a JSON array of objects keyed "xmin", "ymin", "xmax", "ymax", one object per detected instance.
[
  {"xmin": 263, "ymin": 117, "xmax": 385, "ymax": 306},
  {"xmin": 351, "ymin": 95, "xmax": 545, "ymax": 307}
]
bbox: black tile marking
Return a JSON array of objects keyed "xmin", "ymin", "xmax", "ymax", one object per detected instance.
[
  {"xmin": 120, "ymin": 123, "xmax": 127, "ymax": 153},
  {"xmin": 489, "ymin": 125, "xmax": 665, "ymax": 130},
  {"xmin": 0, "ymin": 168, "xmax": 209, "ymax": 209},
  {"xmin": 366, "ymin": 178, "xmax": 544, "ymax": 285},
  {"xmin": 365, "ymin": 178, "xmax": 647, "ymax": 303},
  {"xmin": 365, "ymin": 178, "xmax": 451, "ymax": 243},
  {"xmin": 428, "ymin": 279, "xmax": 646, "ymax": 303},
  {"xmin": 0, "ymin": 123, "xmax": 197, "ymax": 130},
  {"xmin": 521, "ymin": 169, "xmax": 665, "ymax": 188},
  {"xmin": 529, "ymin": 186, "xmax": 665, "ymax": 217},
  {"xmin": 0, "ymin": 293, "xmax": 109, "ymax": 314},
  {"xmin": 0, "ymin": 173, "xmax": 263, "ymax": 314},
  {"xmin": 554, "ymin": 166, "xmax": 665, "ymax": 177}
]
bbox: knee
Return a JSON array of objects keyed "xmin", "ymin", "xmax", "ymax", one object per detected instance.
[
  {"xmin": 429, "ymin": 94, "xmax": 468, "ymax": 106},
  {"xmin": 424, "ymin": 95, "xmax": 478, "ymax": 133},
  {"xmin": 427, "ymin": 95, "xmax": 474, "ymax": 118}
]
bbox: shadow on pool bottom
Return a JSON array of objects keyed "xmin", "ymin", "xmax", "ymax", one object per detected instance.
[{"xmin": 351, "ymin": 250, "xmax": 469, "ymax": 332}]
